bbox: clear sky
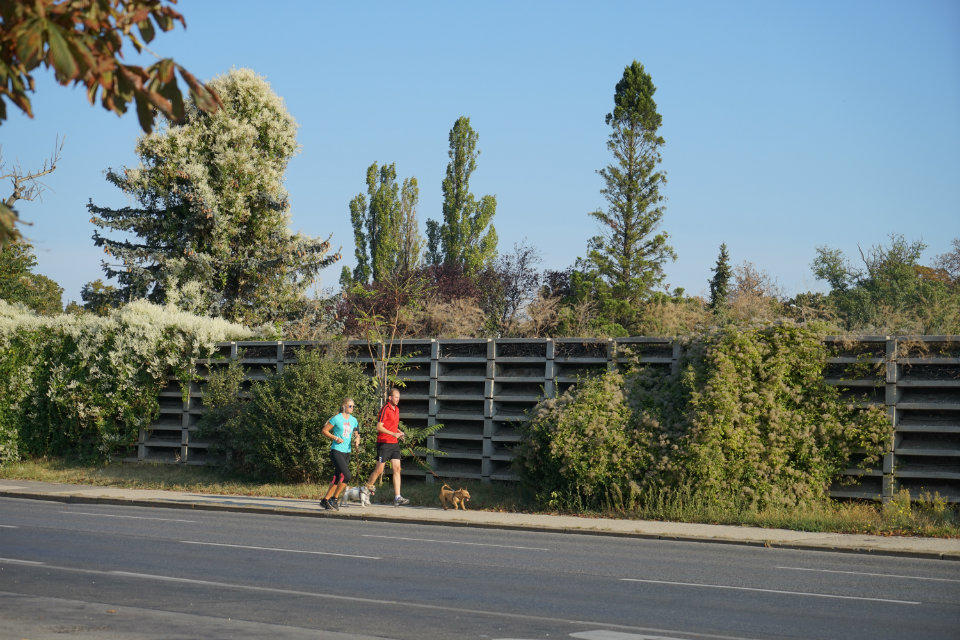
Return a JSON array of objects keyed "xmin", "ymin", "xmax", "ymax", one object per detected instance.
[{"xmin": 4, "ymin": 0, "xmax": 959, "ymax": 304}]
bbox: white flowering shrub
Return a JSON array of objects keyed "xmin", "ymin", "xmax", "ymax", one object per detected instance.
[{"xmin": 0, "ymin": 300, "xmax": 255, "ymax": 463}]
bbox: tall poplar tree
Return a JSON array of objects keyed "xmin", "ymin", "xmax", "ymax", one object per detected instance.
[
  {"xmin": 88, "ymin": 68, "xmax": 338, "ymax": 325},
  {"xmin": 709, "ymin": 243, "xmax": 732, "ymax": 309},
  {"xmin": 349, "ymin": 162, "xmax": 399, "ymax": 285},
  {"xmin": 585, "ymin": 61, "xmax": 675, "ymax": 312},
  {"xmin": 348, "ymin": 163, "xmax": 422, "ymax": 285},
  {"xmin": 425, "ymin": 116, "xmax": 497, "ymax": 273},
  {"xmin": 398, "ymin": 177, "xmax": 423, "ymax": 275}
]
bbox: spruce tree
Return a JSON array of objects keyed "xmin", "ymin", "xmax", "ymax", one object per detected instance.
[
  {"xmin": 585, "ymin": 61, "xmax": 675, "ymax": 311},
  {"xmin": 425, "ymin": 116, "xmax": 497, "ymax": 273},
  {"xmin": 709, "ymin": 243, "xmax": 732, "ymax": 309},
  {"xmin": 88, "ymin": 68, "xmax": 338, "ymax": 325}
]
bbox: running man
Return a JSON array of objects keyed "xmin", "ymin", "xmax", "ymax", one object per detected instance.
[
  {"xmin": 365, "ymin": 388, "xmax": 410, "ymax": 506},
  {"xmin": 320, "ymin": 397, "xmax": 360, "ymax": 511}
]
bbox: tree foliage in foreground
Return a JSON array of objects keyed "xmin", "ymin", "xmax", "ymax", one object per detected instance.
[
  {"xmin": 0, "ymin": 0, "xmax": 220, "ymax": 245},
  {"xmin": 88, "ymin": 68, "xmax": 338, "ymax": 325}
]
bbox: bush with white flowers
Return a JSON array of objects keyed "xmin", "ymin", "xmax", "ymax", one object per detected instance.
[{"xmin": 0, "ymin": 300, "xmax": 255, "ymax": 463}]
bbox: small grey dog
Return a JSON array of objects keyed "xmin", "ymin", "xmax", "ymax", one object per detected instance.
[{"xmin": 341, "ymin": 485, "xmax": 372, "ymax": 507}]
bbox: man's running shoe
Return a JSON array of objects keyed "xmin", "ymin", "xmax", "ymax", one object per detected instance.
[
  {"xmin": 394, "ymin": 495, "xmax": 410, "ymax": 506},
  {"xmin": 320, "ymin": 498, "xmax": 331, "ymax": 510},
  {"xmin": 329, "ymin": 498, "xmax": 340, "ymax": 511}
]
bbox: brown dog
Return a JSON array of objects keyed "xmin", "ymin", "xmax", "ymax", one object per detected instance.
[{"xmin": 439, "ymin": 484, "xmax": 471, "ymax": 510}]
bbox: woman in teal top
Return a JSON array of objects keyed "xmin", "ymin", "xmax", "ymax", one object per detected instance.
[{"xmin": 320, "ymin": 397, "xmax": 360, "ymax": 510}]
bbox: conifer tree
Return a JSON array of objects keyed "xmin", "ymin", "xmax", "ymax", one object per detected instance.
[
  {"xmin": 709, "ymin": 243, "xmax": 732, "ymax": 309},
  {"xmin": 584, "ymin": 61, "xmax": 675, "ymax": 311},
  {"xmin": 425, "ymin": 116, "xmax": 497, "ymax": 273},
  {"xmin": 88, "ymin": 69, "xmax": 337, "ymax": 325}
]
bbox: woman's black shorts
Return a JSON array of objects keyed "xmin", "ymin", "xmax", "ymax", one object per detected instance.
[{"xmin": 330, "ymin": 450, "xmax": 351, "ymax": 484}]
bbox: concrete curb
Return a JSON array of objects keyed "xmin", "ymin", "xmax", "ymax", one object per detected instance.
[{"xmin": 2, "ymin": 487, "xmax": 958, "ymax": 562}]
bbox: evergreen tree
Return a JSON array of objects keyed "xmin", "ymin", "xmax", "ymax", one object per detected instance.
[
  {"xmin": 584, "ymin": 61, "xmax": 675, "ymax": 312},
  {"xmin": 425, "ymin": 116, "xmax": 497, "ymax": 273},
  {"xmin": 709, "ymin": 243, "xmax": 732, "ymax": 309},
  {"xmin": 88, "ymin": 68, "xmax": 338, "ymax": 325},
  {"xmin": 80, "ymin": 279, "xmax": 122, "ymax": 315}
]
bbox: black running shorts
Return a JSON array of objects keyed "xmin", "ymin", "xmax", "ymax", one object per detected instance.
[
  {"xmin": 376, "ymin": 442, "xmax": 402, "ymax": 463},
  {"xmin": 330, "ymin": 449, "xmax": 351, "ymax": 484}
]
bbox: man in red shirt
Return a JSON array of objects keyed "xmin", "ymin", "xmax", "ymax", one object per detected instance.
[{"xmin": 364, "ymin": 388, "xmax": 410, "ymax": 506}]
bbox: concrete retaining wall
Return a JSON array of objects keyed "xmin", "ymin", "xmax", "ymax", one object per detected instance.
[{"xmin": 139, "ymin": 336, "xmax": 960, "ymax": 502}]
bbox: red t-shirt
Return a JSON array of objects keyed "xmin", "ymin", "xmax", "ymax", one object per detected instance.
[{"xmin": 377, "ymin": 403, "xmax": 400, "ymax": 443}]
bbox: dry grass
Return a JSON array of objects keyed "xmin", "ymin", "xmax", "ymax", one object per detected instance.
[
  {"xmin": 413, "ymin": 298, "xmax": 487, "ymax": 338},
  {"xmin": 2, "ymin": 458, "xmax": 957, "ymax": 537}
]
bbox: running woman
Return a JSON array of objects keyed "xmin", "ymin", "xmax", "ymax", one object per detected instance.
[
  {"xmin": 365, "ymin": 388, "xmax": 410, "ymax": 506},
  {"xmin": 320, "ymin": 397, "xmax": 360, "ymax": 511}
]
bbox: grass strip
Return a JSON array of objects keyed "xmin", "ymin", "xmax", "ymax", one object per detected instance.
[{"xmin": 1, "ymin": 458, "xmax": 957, "ymax": 538}]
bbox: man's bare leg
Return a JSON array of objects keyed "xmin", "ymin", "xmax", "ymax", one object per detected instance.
[{"xmin": 390, "ymin": 458, "xmax": 402, "ymax": 498}]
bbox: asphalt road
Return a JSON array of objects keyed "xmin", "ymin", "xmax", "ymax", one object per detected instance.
[{"xmin": 0, "ymin": 496, "xmax": 958, "ymax": 640}]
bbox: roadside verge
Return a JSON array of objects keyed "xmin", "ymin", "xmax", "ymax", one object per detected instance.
[{"xmin": 1, "ymin": 479, "xmax": 958, "ymax": 560}]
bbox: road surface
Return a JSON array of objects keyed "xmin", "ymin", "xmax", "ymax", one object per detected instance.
[{"xmin": 0, "ymin": 496, "xmax": 957, "ymax": 639}]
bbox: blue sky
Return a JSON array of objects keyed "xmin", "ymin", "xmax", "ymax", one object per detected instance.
[{"xmin": 4, "ymin": 0, "xmax": 959, "ymax": 304}]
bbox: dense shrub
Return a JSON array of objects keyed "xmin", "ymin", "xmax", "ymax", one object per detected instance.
[
  {"xmin": 199, "ymin": 348, "xmax": 380, "ymax": 482},
  {"xmin": 199, "ymin": 347, "xmax": 445, "ymax": 483},
  {"xmin": 515, "ymin": 370, "xmax": 642, "ymax": 510},
  {"xmin": 517, "ymin": 323, "xmax": 890, "ymax": 510},
  {"xmin": 0, "ymin": 300, "xmax": 254, "ymax": 463}
]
